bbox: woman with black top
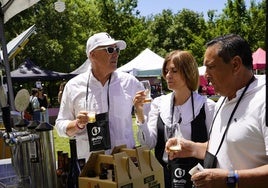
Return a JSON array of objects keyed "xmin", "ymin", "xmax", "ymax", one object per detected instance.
[{"xmin": 133, "ymin": 50, "xmax": 215, "ymax": 188}]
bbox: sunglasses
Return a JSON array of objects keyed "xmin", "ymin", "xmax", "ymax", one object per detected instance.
[{"xmin": 95, "ymin": 47, "xmax": 120, "ymax": 54}]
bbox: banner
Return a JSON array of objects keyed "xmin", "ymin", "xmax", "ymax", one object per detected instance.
[{"xmin": 1, "ymin": 0, "xmax": 40, "ymax": 23}]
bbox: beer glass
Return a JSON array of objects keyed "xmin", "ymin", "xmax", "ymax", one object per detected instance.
[
  {"xmin": 84, "ymin": 100, "xmax": 96, "ymax": 123},
  {"xmin": 169, "ymin": 123, "xmax": 183, "ymax": 151},
  {"xmin": 141, "ymin": 80, "xmax": 152, "ymax": 103}
]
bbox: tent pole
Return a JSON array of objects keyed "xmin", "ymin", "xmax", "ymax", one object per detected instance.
[
  {"xmin": 265, "ymin": 0, "xmax": 268, "ymax": 127},
  {"xmin": 0, "ymin": 5, "xmax": 15, "ymax": 110}
]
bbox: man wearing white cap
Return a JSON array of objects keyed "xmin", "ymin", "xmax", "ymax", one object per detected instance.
[{"xmin": 55, "ymin": 32, "xmax": 146, "ymax": 160}]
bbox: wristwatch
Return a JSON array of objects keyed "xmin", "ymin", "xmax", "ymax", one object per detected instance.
[{"xmin": 226, "ymin": 170, "xmax": 239, "ymax": 188}]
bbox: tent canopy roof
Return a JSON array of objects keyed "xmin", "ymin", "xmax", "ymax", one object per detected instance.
[
  {"xmin": 70, "ymin": 59, "xmax": 91, "ymax": 75},
  {"xmin": 117, "ymin": 48, "xmax": 164, "ymax": 76},
  {"xmin": 253, "ymin": 48, "xmax": 266, "ymax": 70},
  {"xmin": 7, "ymin": 59, "xmax": 75, "ymax": 82}
]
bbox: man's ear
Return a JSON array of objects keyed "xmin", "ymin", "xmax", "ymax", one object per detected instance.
[{"xmin": 231, "ymin": 55, "xmax": 242, "ymax": 73}]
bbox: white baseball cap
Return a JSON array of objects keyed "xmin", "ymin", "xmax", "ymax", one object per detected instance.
[{"xmin": 86, "ymin": 32, "xmax": 126, "ymax": 55}]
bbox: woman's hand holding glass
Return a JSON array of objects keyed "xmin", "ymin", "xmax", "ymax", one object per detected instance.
[
  {"xmin": 133, "ymin": 90, "xmax": 146, "ymax": 123},
  {"xmin": 168, "ymin": 124, "xmax": 183, "ymax": 152}
]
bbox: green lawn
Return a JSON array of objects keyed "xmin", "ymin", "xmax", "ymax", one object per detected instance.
[
  {"xmin": 53, "ymin": 117, "xmax": 138, "ymax": 158},
  {"xmin": 53, "ymin": 129, "xmax": 70, "ymax": 157}
]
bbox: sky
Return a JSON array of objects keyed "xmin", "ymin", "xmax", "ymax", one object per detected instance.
[{"xmin": 137, "ymin": 0, "xmax": 262, "ymax": 19}]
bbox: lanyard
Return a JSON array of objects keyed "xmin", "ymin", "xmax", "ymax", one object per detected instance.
[
  {"xmin": 165, "ymin": 91, "xmax": 195, "ymax": 139},
  {"xmin": 86, "ymin": 72, "xmax": 111, "ymax": 110},
  {"xmin": 208, "ymin": 76, "xmax": 255, "ymax": 156},
  {"xmin": 170, "ymin": 91, "xmax": 195, "ymax": 124}
]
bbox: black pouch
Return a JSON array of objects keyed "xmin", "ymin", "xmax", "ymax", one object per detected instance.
[
  {"xmin": 169, "ymin": 158, "xmax": 193, "ymax": 188},
  {"xmin": 86, "ymin": 112, "xmax": 111, "ymax": 151},
  {"xmin": 203, "ymin": 151, "xmax": 217, "ymax": 168}
]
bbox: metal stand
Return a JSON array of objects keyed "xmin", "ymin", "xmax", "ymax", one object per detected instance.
[{"xmin": 0, "ymin": 3, "xmax": 15, "ymax": 110}]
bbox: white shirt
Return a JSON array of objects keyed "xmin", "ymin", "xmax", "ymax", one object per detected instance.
[
  {"xmin": 55, "ymin": 69, "xmax": 144, "ymax": 160},
  {"xmin": 208, "ymin": 77, "xmax": 268, "ymax": 170},
  {"xmin": 137, "ymin": 92, "xmax": 215, "ymax": 149}
]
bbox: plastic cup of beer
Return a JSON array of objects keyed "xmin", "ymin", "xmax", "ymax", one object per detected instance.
[
  {"xmin": 169, "ymin": 142, "xmax": 182, "ymax": 151},
  {"xmin": 141, "ymin": 80, "xmax": 152, "ymax": 103},
  {"xmin": 169, "ymin": 124, "xmax": 183, "ymax": 151},
  {"xmin": 88, "ymin": 111, "xmax": 96, "ymax": 123},
  {"xmin": 85, "ymin": 101, "xmax": 96, "ymax": 123}
]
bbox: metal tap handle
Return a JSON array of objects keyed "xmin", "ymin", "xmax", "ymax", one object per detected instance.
[{"xmin": 15, "ymin": 134, "xmax": 39, "ymax": 144}]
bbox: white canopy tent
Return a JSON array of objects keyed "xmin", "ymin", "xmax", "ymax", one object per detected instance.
[
  {"xmin": 117, "ymin": 48, "xmax": 164, "ymax": 77},
  {"xmin": 70, "ymin": 59, "xmax": 91, "ymax": 75},
  {"xmin": 198, "ymin": 66, "xmax": 208, "ymax": 86},
  {"xmin": 198, "ymin": 65, "xmax": 206, "ymax": 76},
  {"xmin": 70, "ymin": 48, "xmax": 164, "ymax": 77}
]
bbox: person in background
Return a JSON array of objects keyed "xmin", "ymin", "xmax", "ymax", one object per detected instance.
[
  {"xmin": 31, "ymin": 88, "xmax": 41, "ymax": 121},
  {"xmin": 55, "ymin": 32, "xmax": 146, "ymax": 160},
  {"xmin": 58, "ymin": 81, "xmax": 66, "ymax": 104},
  {"xmin": 38, "ymin": 88, "xmax": 49, "ymax": 123},
  {"xmin": 133, "ymin": 50, "xmax": 215, "ymax": 188},
  {"xmin": 165, "ymin": 34, "xmax": 267, "ymax": 188}
]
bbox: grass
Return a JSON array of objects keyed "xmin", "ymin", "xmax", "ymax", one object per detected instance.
[
  {"xmin": 53, "ymin": 117, "xmax": 138, "ymax": 158},
  {"xmin": 53, "ymin": 129, "xmax": 70, "ymax": 156}
]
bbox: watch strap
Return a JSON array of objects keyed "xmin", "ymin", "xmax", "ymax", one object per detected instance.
[{"xmin": 226, "ymin": 170, "xmax": 239, "ymax": 188}]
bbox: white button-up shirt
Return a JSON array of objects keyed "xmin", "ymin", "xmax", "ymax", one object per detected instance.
[
  {"xmin": 55, "ymin": 69, "xmax": 144, "ymax": 160},
  {"xmin": 209, "ymin": 76, "xmax": 268, "ymax": 170}
]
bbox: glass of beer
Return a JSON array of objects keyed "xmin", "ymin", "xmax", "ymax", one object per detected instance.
[
  {"xmin": 88, "ymin": 111, "xmax": 96, "ymax": 123},
  {"xmin": 169, "ymin": 123, "xmax": 183, "ymax": 151},
  {"xmin": 141, "ymin": 80, "xmax": 152, "ymax": 103},
  {"xmin": 85, "ymin": 100, "xmax": 96, "ymax": 123}
]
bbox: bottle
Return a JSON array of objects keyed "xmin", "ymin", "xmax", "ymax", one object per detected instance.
[
  {"xmin": 56, "ymin": 151, "xmax": 63, "ymax": 176},
  {"xmin": 60, "ymin": 152, "xmax": 69, "ymax": 188},
  {"xmin": 67, "ymin": 138, "xmax": 81, "ymax": 188},
  {"xmin": 99, "ymin": 163, "xmax": 108, "ymax": 180},
  {"xmin": 78, "ymin": 158, "xmax": 86, "ymax": 171},
  {"xmin": 56, "ymin": 151, "xmax": 64, "ymax": 188}
]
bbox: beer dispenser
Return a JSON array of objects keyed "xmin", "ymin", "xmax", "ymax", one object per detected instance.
[{"xmin": 0, "ymin": 88, "xmax": 57, "ymax": 188}]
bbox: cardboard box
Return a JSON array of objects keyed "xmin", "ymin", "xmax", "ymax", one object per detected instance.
[
  {"xmin": 0, "ymin": 137, "xmax": 11, "ymax": 159},
  {"xmin": 79, "ymin": 145, "xmax": 164, "ymax": 188}
]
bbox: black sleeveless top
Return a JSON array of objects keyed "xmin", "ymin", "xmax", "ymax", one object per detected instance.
[{"xmin": 154, "ymin": 104, "xmax": 208, "ymax": 167}]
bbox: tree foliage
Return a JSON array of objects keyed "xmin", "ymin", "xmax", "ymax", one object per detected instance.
[
  {"xmin": 3, "ymin": 0, "xmax": 265, "ymax": 71},
  {"xmin": 1, "ymin": 0, "xmax": 266, "ymax": 104}
]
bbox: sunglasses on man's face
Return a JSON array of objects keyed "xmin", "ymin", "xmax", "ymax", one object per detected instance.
[{"xmin": 95, "ymin": 47, "xmax": 120, "ymax": 54}]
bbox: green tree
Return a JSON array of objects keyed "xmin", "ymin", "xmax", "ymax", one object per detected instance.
[
  {"xmin": 147, "ymin": 9, "xmax": 207, "ymax": 65},
  {"xmin": 246, "ymin": 0, "xmax": 266, "ymax": 50},
  {"xmin": 209, "ymin": 0, "xmax": 265, "ymax": 51},
  {"xmin": 3, "ymin": 0, "xmax": 146, "ymax": 72},
  {"xmin": 92, "ymin": 0, "xmax": 149, "ymax": 66},
  {"xmin": 146, "ymin": 9, "xmax": 175, "ymax": 56},
  {"xmin": 2, "ymin": 0, "xmax": 265, "ymax": 98}
]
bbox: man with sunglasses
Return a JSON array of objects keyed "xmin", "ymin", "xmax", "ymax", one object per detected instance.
[{"xmin": 55, "ymin": 32, "xmax": 146, "ymax": 161}]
